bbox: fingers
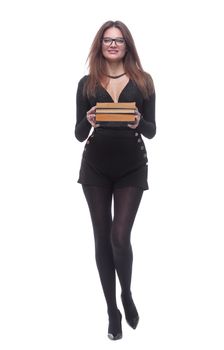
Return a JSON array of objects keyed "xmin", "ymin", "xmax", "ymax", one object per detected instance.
[
  {"xmin": 86, "ymin": 114, "xmax": 99, "ymax": 128},
  {"xmin": 128, "ymin": 115, "xmax": 140, "ymax": 129},
  {"xmin": 128, "ymin": 108, "xmax": 141, "ymax": 128},
  {"xmin": 86, "ymin": 114, "xmax": 96, "ymax": 127},
  {"xmin": 86, "ymin": 106, "xmax": 97, "ymax": 127},
  {"xmin": 135, "ymin": 108, "xmax": 141, "ymax": 117},
  {"xmin": 89, "ymin": 106, "xmax": 97, "ymax": 114}
]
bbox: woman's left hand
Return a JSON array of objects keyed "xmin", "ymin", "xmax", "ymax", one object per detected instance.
[{"xmin": 128, "ymin": 109, "xmax": 142, "ymax": 129}]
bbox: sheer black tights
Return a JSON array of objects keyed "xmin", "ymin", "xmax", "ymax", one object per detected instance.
[{"xmin": 82, "ymin": 185, "xmax": 143, "ymax": 316}]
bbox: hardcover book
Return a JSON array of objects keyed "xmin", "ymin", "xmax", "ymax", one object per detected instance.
[
  {"xmin": 96, "ymin": 102, "xmax": 136, "ymax": 109},
  {"xmin": 96, "ymin": 102, "xmax": 136, "ymax": 125},
  {"xmin": 96, "ymin": 108, "xmax": 136, "ymax": 114}
]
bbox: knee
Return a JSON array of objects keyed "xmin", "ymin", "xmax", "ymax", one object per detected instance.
[{"xmin": 111, "ymin": 229, "xmax": 130, "ymax": 252}]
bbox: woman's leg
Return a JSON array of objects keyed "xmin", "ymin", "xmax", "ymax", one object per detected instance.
[
  {"xmin": 111, "ymin": 186, "xmax": 143, "ymax": 328},
  {"xmin": 82, "ymin": 185, "xmax": 122, "ymax": 340},
  {"xmin": 82, "ymin": 185, "xmax": 118, "ymax": 315}
]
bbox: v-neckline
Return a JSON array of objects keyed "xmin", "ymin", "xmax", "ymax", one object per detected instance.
[{"xmin": 101, "ymin": 79, "xmax": 130, "ymax": 103}]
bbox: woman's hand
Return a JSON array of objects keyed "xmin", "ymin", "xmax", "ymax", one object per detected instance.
[
  {"xmin": 128, "ymin": 109, "xmax": 142, "ymax": 129},
  {"xmin": 86, "ymin": 106, "xmax": 99, "ymax": 128}
]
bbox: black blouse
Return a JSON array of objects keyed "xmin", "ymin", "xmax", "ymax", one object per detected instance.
[{"xmin": 75, "ymin": 75, "xmax": 156, "ymax": 142}]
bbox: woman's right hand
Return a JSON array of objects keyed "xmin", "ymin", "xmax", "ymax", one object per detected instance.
[{"xmin": 86, "ymin": 106, "xmax": 99, "ymax": 128}]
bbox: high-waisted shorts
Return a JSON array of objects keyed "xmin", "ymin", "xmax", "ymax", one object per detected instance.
[{"xmin": 77, "ymin": 128, "xmax": 149, "ymax": 190}]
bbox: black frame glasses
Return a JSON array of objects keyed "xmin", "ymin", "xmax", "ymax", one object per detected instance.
[{"xmin": 102, "ymin": 37, "xmax": 126, "ymax": 46}]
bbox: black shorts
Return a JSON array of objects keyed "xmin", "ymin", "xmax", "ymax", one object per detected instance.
[{"xmin": 77, "ymin": 128, "xmax": 149, "ymax": 190}]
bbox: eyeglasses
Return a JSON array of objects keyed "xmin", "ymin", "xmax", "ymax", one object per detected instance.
[{"xmin": 102, "ymin": 37, "xmax": 126, "ymax": 46}]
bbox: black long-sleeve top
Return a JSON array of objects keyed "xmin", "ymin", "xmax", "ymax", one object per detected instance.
[{"xmin": 75, "ymin": 75, "xmax": 156, "ymax": 142}]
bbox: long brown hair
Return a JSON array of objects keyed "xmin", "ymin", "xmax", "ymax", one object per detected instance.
[{"xmin": 84, "ymin": 20, "xmax": 154, "ymax": 98}]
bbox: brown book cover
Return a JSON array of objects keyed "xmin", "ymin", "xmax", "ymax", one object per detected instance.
[
  {"xmin": 96, "ymin": 102, "xmax": 136, "ymax": 109},
  {"xmin": 96, "ymin": 113, "xmax": 136, "ymax": 122}
]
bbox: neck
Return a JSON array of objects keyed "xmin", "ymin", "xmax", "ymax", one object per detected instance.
[{"xmin": 105, "ymin": 62, "xmax": 125, "ymax": 78}]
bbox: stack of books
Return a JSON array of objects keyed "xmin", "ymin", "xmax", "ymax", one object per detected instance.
[{"xmin": 95, "ymin": 102, "xmax": 136, "ymax": 126}]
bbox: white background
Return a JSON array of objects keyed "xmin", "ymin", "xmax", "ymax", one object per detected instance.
[{"xmin": 0, "ymin": 0, "xmax": 223, "ymax": 349}]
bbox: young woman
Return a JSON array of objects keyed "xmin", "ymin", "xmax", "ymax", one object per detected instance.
[{"xmin": 75, "ymin": 20, "xmax": 156, "ymax": 340}]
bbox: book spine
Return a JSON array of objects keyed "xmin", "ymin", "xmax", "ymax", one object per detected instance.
[
  {"xmin": 96, "ymin": 114, "xmax": 136, "ymax": 121},
  {"xmin": 96, "ymin": 109, "xmax": 135, "ymax": 114},
  {"xmin": 96, "ymin": 102, "xmax": 136, "ymax": 109}
]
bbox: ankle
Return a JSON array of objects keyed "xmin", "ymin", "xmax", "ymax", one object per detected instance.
[{"xmin": 108, "ymin": 307, "xmax": 119, "ymax": 318}]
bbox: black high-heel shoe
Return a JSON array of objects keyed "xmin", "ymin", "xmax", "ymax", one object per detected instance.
[
  {"xmin": 107, "ymin": 309, "xmax": 122, "ymax": 340},
  {"xmin": 121, "ymin": 293, "xmax": 139, "ymax": 329}
]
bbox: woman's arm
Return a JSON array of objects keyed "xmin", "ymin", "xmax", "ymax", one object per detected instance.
[
  {"xmin": 74, "ymin": 77, "xmax": 92, "ymax": 142},
  {"xmin": 137, "ymin": 92, "xmax": 156, "ymax": 139}
]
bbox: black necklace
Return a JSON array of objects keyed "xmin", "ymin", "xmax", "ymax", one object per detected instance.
[{"xmin": 106, "ymin": 72, "xmax": 126, "ymax": 79}]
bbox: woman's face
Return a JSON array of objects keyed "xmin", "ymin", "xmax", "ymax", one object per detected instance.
[{"xmin": 101, "ymin": 27, "xmax": 126, "ymax": 63}]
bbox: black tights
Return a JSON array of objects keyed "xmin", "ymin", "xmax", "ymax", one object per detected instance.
[{"xmin": 82, "ymin": 185, "xmax": 143, "ymax": 316}]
